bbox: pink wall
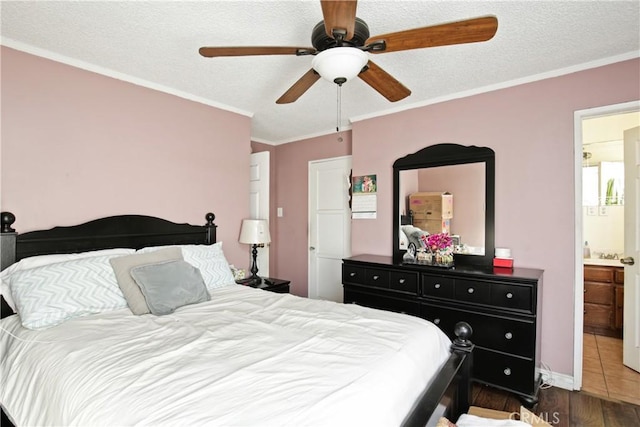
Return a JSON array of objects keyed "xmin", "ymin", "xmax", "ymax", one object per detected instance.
[
  {"xmin": 268, "ymin": 133, "xmax": 352, "ymax": 296},
  {"xmin": 3, "ymin": 44, "xmax": 638, "ymax": 379},
  {"xmin": 350, "ymin": 58, "xmax": 640, "ymax": 377},
  {"xmin": 0, "ymin": 47, "xmax": 252, "ymax": 267}
]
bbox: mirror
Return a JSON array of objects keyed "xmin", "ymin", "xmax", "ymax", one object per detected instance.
[{"xmin": 393, "ymin": 143, "xmax": 495, "ymax": 266}]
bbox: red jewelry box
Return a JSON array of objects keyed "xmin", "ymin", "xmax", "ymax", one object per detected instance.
[{"xmin": 493, "ymin": 257, "xmax": 514, "ymax": 268}]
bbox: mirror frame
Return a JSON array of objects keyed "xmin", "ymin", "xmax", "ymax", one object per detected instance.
[{"xmin": 392, "ymin": 143, "xmax": 495, "ymax": 266}]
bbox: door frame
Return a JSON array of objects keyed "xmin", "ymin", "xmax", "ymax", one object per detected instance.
[{"xmin": 573, "ymin": 100, "xmax": 640, "ymax": 389}]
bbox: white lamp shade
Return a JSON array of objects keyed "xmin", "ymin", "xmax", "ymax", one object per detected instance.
[
  {"xmin": 312, "ymin": 47, "xmax": 368, "ymax": 84},
  {"xmin": 238, "ymin": 219, "xmax": 271, "ymax": 245}
]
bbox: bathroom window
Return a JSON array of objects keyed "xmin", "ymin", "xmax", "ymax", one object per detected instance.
[
  {"xmin": 600, "ymin": 161, "xmax": 624, "ymax": 205},
  {"xmin": 583, "ymin": 162, "xmax": 624, "ymax": 206}
]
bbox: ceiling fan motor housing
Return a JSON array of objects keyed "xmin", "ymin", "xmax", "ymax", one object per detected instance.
[{"xmin": 311, "ymin": 17, "xmax": 370, "ymax": 51}]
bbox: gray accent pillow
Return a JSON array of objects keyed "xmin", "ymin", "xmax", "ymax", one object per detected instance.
[
  {"xmin": 109, "ymin": 247, "xmax": 183, "ymax": 315},
  {"xmin": 130, "ymin": 260, "xmax": 210, "ymax": 316}
]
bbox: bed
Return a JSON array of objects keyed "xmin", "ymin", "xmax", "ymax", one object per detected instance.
[{"xmin": 0, "ymin": 212, "xmax": 473, "ymax": 426}]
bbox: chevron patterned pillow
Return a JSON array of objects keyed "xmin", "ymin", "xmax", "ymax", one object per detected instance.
[
  {"xmin": 1, "ymin": 248, "xmax": 134, "ymax": 311},
  {"xmin": 138, "ymin": 243, "xmax": 236, "ymax": 291},
  {"xmin": 181, "ymin": 243, "xmax": 236, "ymax": 291},
  {"xmin": 7, "ymin": 255, "xmax": 128, "ymax": 330}
]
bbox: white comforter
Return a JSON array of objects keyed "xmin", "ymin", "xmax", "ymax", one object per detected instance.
[{"xmin": 1, "ymin": 284, "xmax": 451, "ymax": 426}]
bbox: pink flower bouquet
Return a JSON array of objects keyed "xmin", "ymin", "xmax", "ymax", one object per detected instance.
[{"xmin": 425, "ymin": 233, "xmax": 453, "ymax": 253}]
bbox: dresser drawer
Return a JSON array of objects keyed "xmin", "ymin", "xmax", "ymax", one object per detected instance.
[
  {"xmin": 365, "ymin": 268, "xmax": 390, "ymax": 288},
  {"xmin": 474, "ymin": 348, "xmax": 537, "ymax": 396},
  {"xmin": 342, "ymin": 265, "xmax": 366, "ymax": 284},
  {"xmin": 455, "ymin": 279, "xmax": 491, "ymax": 305},
  {"xmin": 421, "ymin": 303, "xmax": 534, "ymax": 358},
  {"xmin": 491, "ymin": 283, "xmax": 533, "ymax": 313},
  {"xmin": 344, "ymin": 288, "xmax": 420, "ymax": 316},
  {"xmin": 422, "ymin": 275, "xmax": 455, "ymax": 299},
  {"xmin": 390, "ymin": 271, "xmax": 418, "ymax": 294}
]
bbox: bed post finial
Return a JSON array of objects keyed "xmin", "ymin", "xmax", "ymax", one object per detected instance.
[
  {"xmin": 1, "ymin": 212, "xmax": 16, "ymax": 272},
  {"xmin": 452, "ymin": 322, "xmax": 473, "ymax": 350},
  {"xmin": 204, "ymin": 213, "xmax": 217, "ymax": 245},
  {"xmin": 205, "ymin": 212, "xmax": 215, "ymax": 225},
  {"xmin": 1, "ymin": 212, "xmax": 16, "ymax": 233}
]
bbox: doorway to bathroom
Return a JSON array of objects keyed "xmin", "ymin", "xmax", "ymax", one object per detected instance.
[{"xmin": 574, "ymin": 101, "xmax": 640, "ymax": 405}]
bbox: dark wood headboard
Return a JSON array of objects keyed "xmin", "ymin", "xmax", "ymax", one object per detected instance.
[{"xmin": 0, "ymin": 212, "xmax": 217, "ymax": 317}]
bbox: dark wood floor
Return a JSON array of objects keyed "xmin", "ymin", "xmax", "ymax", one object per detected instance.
[{"xmin": 472, "ymin": 383, "xmax": 640, "ymax": 426}]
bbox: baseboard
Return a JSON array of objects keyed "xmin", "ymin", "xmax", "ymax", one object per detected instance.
[{"xmin": 537, "ymin": 368, "xmax": 575, "ymax": 391}]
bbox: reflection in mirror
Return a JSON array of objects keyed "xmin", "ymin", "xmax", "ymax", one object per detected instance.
[
  {"xmin": 399, "ymin": 163, "xmax": 485, "ymax": 255},
  {"xmin": 392, "ymin": 143, "xmax": 495, "ymax": 267}
]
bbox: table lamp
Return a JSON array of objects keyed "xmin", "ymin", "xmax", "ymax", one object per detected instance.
[{"xmin": 238, "ymin": 219, "xmax": 271, "ymax": 283}]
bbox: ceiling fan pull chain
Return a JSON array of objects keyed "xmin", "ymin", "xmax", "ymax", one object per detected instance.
[{"xmin": 336, "ymin": 84, "xmax": 342, "ymax": 132}]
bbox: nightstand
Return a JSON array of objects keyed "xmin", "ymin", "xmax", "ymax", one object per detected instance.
[{"xmin": 236, "ymin": 277, "xmax": 290, "ymax": 294}]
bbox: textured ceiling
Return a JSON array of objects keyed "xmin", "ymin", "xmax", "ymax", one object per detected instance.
[{"xmin": 1, "ymin": 1, "xmax": 639, "ymax": 144}]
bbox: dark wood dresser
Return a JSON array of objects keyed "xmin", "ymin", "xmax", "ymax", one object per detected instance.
[{"xmin": 343, "ymin": 254, "xmax": 544, "ymax": 405}]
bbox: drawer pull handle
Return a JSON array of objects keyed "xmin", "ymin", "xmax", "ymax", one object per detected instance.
[
  {"xmin": 504, "ymin": 368, "xmax": 512, "ymax": 376},
  {"xmin": 399, "ymin": 279, "xmax": 405, "ymax": 284},
  {"xmin": 349, "ymin": 272, "xmax": 356, "ymax": 277},
  {"xmin": 506, "ymin": 292, "xmax": 513, "ymax": 299},
  {"xmin": 373, "ymin": 275, "xmax": 379, "ymax": 280},
  {"xmin": 505, "ymin": 332, "xmax": 513, "ymax": 340},
  {"xmin": 433, "ymin": 318, "xmax": 441, "ymax": 325},
  {"xmin": 434, "ymin": 283, "xmax": 441, "ymax": 289},
  {"xmin": 467, "ymin": 288, "xmax": 475, "ymax": 294}
]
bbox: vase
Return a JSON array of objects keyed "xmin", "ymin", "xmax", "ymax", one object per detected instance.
[
  {"xmin": 431, "ymin": 248, "xmax": 454, "ymax": 268},
  {"xmin": 416, "ymin": 249, "xmax": 432, "ymax": 264}
]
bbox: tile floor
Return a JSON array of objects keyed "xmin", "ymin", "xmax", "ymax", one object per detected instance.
[{"xmin": 582, "ymin": 333, "xmax": 640, "ymax": 405}]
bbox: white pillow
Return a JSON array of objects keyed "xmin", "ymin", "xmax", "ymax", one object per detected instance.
[
  {"xmin": 1, "ymin": 248, "xmax": 135, "ymax": 311},
  {"xmin": 6, "ymin": 255, "xmax": 128, "ymax": 330},
  {"xmin": 137, "ymin": 243, "xmax": 236, "ymax": 291}
]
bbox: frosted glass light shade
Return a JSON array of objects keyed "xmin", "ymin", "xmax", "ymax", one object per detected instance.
[
  {"xmin": 312, "ymin": 47, "xmax": 368, "ymax": 84},
  {"xmin": 238, "ymin": 219, "xmax": 271, "ymax": 245}
]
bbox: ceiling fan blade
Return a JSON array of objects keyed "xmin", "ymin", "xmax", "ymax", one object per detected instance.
[
  {"xmin": 199, "ymin": 46, "xmax": 315, "ymax": 57},
  {"xmin": 358, "ymin": 61, "xmax": 411, "ymax": 102},
  {"xmin": 366, "ymin": 16, "xmax": 498, "ymax": 53},
  {"xmin": 320, "ymin": 0, "xmax": 358, "ymax": 40},
  {"xmin": 276, "ymin": 69, "xmax": 321, "ymax": 104}
]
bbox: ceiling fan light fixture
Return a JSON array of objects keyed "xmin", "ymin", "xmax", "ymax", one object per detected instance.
[{"xmin": 312, "ymin": 47, "xmax": 368, "ymax": 85}]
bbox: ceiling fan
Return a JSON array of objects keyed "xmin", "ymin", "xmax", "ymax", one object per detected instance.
[{"xmin": 199, "ymin": 0, "xmax": 498, "ymax": 104}]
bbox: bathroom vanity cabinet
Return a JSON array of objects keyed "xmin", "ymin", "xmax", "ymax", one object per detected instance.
[{"xmin": 584, "ymin": 264, "xmax": 624, "ymax": 338}]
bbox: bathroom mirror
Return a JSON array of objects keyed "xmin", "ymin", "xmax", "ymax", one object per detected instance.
[{"xmin": 392, "ymin": 143, "xmax": 495, "ymax": 266}]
